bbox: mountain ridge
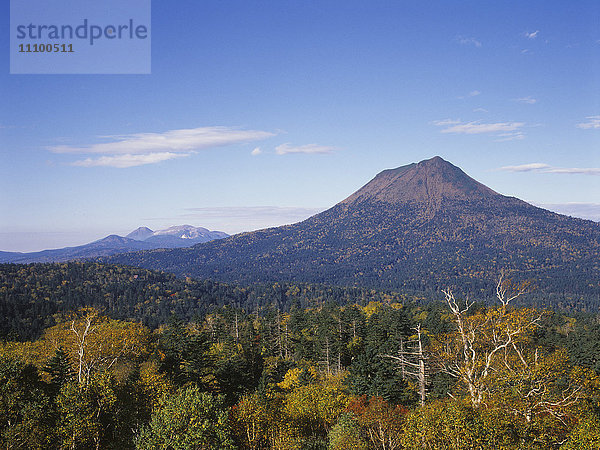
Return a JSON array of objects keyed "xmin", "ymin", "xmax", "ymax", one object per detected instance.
[
  {"xmin": 104, "ymin": 156, "xmax": 600, "ymax": 304},
  {"xmin": 0, "ymin": 225, "xmax": 229, "ymax": 263}
]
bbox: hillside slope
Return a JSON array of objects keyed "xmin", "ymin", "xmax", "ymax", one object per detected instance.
[{"xmin": 105, "ymin": 157, "xmax": 600, "ymax": 304}]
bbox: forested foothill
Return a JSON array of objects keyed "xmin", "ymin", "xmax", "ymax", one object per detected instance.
[{"xmin": 1, "ymin": 262, "xmax": 599, "ymax": 448}]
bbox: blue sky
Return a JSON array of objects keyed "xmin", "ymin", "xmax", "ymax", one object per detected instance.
[{"xmin": 1, "ymin": 0, "xmax": 599, "ymax": 251}]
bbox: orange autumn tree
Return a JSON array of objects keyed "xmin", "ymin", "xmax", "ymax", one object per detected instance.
[{"xmin": 346, "ymin": 396, "xmax": 407, "ymax": 450}]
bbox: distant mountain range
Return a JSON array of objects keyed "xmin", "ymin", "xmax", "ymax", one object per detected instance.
[
  {"xmin": 104, "ymin": 157, "xmax": 600, "ymax": 304},
  {"xmin": 0, "ymin": 225, "xmax": 228, "ymax": 263}
]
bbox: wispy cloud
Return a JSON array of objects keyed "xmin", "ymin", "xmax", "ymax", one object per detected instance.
[
  {"xmin": 456, "ymin": 36, "xmax": 482, "ymax": 47},
  {"xmin": 434, "ymin": 119, "xmax": 525, "ymax": 135},
  {"xmin": 576, "ymin": 116, "xmax": 600, "ymax": 129},
  {"xmin": 432, "ymin": 119, "xmax": 461, "ymax": 126},
  {"xmin": 499, "ymin": 163, "xmax": 600, "ymax": 175},
  {"xmin": 71, "ymin": 152, "xmax": 190, "ymax": 168},
  {"xmin": 515, "ymin": 96, "xmax": 537, "ymax": 104},
  {"xmin": 499, "ymin": 163, "xmax": 551, "ymax": 172},
  {"xmin": 51, "ymin": 127, "xmax": 275, "ymax": 155},
  {"xmin": 51, "ymin": 126, "xmax": 275, "ymax": 168},
  {"xmin": 523, "ymin": 30, "xmax": 539, "ymax": 39},
  {"xmin": 495, "ymin": 132, "xmax": 525, "ymax": 142},
  {"xmin": 251, "ymin": 147, "xmax": 262, "ymax": 156},
  {"xmin": 473, "ymin": 108, "xmax": 488, "ymax": 113},
  {"xmin": 533, "ymin": 203, "xmax": 600, "ymax": 222},
  {"xmin": 544, "ymin": 167, "xmax": 600, "ymax": 175},
  {"xmin": 275, "ymin": 143, "xmax": 336, "ymax": 155},
  {"xmin": 457, "ymin": 90, "xmax": 481, "ymax": 100}
]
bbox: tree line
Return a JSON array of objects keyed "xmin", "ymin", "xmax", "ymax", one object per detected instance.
[{"xmin": 1, "ymin": 272, "xmax": 599, "ymax": 448}]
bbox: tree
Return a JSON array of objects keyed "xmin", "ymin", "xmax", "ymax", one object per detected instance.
[
  {"xmin": 561, "ymin": 411, "xmax": 600, "ymax": 449},
  {"xmin": 328, "ymin": 413, "xmax": 369, "ymax": 450},
  {"xmin": 281, "ymin": 371, "xmax": 349, "ymax": 442},
  {"xmin": 136, "ymin": 386, "xmax": 235, "ymax": 450},
  {"xmin": 347, "ymin": 346, "xmax": 414, "ymax": 405},
  {"xmin": 381, "ymin": 324, "xmax": 428, "ymax": 406},
  {"xmin": 0, "ymin": 357, "xmax": 55, "ymax": 449},
  {"xmin": 56, "ymin": 372, "xmax": 119, "ymax": 450},
  {"xmin": 431, "ymin": 276, "xmax": 542, "ymax": 406},
  {"xmin": 231, "ymin": 391, "xmax": 277, "ymax": 449},
  {"xmin": 345, "ymin": 396, "xmax": 407, "ymax": 450},
  {"xmin": 44, "ymin": 308, "xmax": 151, "ymax": 384},
  {"xmin": 401, "ymin": 399, "xmax": 493, "ymax": 449},
  {"xmin": 43, "ymin": 346, "xmax": 74, "ymax": 393}
]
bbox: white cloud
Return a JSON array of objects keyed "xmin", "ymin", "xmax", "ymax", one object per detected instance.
[
  {"xmin": 50, "ymin": 126, "xmax": 275, "ymax": 155},
  {"xmin": 51, "ymin": 126, "xmax": 275, "ymax": 168},
  {"xmin": 515, "ymin": 96, "xmax": 537, "ymax": 104},
  {"xmin": 495, "ymin": 132, "xmax": 525, "ymax": 142},
  {"xmin": 275, "ymin": 143, "xmax": 336, "ymax": 155},
  {"xmin": 524, "ymin": 30, "xmax": 539, "ymax": 39},
  {"xmin": 544, "ymin": 167, "xmax": 600, "ymax": 175},
  {"xmin": 457, "ymin": 90, "xmax": 481, "ymax": 100},
  {"xmin": 71, "ymin": 152, "xmax": 189, "ymax": 168},
  {"xmin": 432, "ymin": 119, "xmax": 461, "ymax": 126},
  {"xmin": 456, "ymin": 36, "xmax": 482, "ymax": 47},
  {"xmin": 499, "ymin": 163, "xmax": 551, "ymax": 172},
  {"xmin": 251, "ymin": 147, "xmax": 262, "ymax": 156},
  {"xmin": 435, "ymin": 120, "xmax": 525, "ymax": 135},
  {"xmin": 473, "ymin": 108, "xmax": 488, "ymax": 113},
  {"xmin": 576, "ymin": 116, "xmax": 600, "ymax": 129},
  {"xmin": 499, "ymin": 163, "xmax": 600, "ymax": 175}
]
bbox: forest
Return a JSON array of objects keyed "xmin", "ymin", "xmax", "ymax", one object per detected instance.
[
  {"xmin": 103, "ymin": 198, "xmax": 600, "ymax": 311},
  {"xmin": 1, "ymin": 263, "xmax": 599, "ymax": 448}
]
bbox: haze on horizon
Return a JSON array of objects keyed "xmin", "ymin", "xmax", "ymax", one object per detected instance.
[{"xmin": 1, "ymin": 1, "xmax": 599, "ymax": 252}]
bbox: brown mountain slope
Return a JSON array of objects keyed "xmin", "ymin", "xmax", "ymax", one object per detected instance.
[{"xmin": 105, "ymin": 157, "xmax": 600, "ymax": 307}]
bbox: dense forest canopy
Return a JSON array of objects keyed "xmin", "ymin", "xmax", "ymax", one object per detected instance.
[
  {"xmin": 1, "ymin": 262, "xmax": 597, "ymax": 342},
  {"xmin": 1, "ymin": 261, "xmax": 599, "ymax": 448}
]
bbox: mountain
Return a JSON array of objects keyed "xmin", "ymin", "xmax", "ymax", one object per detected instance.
[
  {"xmin": 104, "ymin": 156, "xmax": 599, "ymax": 304},
  {"xmin": 0, "ymin": 235, "xmax": 158, "ymax": 263},
  {"xmin": 0, "ymin": 226, "xmax": 229, "ymax": 263},
  {"xmin": 144, "ymin": 225, "xmax": 229, "ymax": 247},
  {"xmin": 126, "ymin": 226, "xmax": 154, "ymax": 240},
  {"xmin": 126, "ymin": 225, "xmax": 229, "ymax": 248}
]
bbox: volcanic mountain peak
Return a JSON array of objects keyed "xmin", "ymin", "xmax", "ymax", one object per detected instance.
[
  {"xmin": 126, "ymin": 227, "xmax": 154, "ymax": 241},
  {"xmin": 341, "ymin": 156, "xmax": 498, "ymax": 206}
]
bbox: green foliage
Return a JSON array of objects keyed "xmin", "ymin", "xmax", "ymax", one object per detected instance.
[
  {"xmin": 0, "ymin": 262, "xmax": 414, "ymax": 341},
  {"xmin": 43, "ymin": 347, "xmax": 74, "ymax": 392},
  {"xmin": 0, "ymin": 357, "xmax": 55, "ymax": 449},
  {"xmin": 56, "ymin": 373, "xmax": 123, "ymax": 449},
  {"xmin": 561, "ymin": 411, "xmax": 600, "ymax": 449},
  {"xmin": 347, "ymin": 346, "xmax": 416, "ymax": 406},
  {"xmin": 401, "ymin": 400, "xmax": 488, "ymax": 449},
  {"xmin": 1, "ymin": 270, "xmax": 600, "ymax": 449},
  {"xmin": 136, "ymin": 386, "xmax": 234, "ymax": 450},
  {"xmin": 328, "ymin": 413, "xmax": 368, "ymax": 450}
]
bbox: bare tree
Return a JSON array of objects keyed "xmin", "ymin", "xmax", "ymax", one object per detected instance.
[
  {"xmin": 382, "ymin": 324, "xmax": 428, "ymax": 406},
  {"xmin": 432, "ymin": 275, "xmax": 542, "ymax": 407}
]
